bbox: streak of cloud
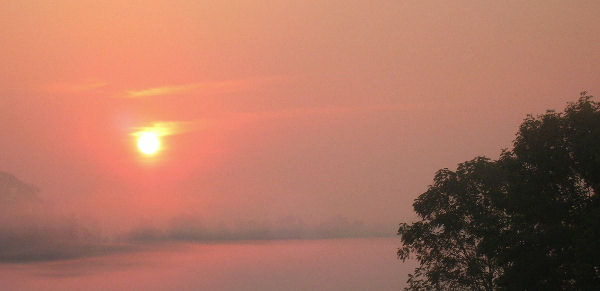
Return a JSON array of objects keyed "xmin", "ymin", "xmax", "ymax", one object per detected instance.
[
  {"xmin": 43, "ymin": 79, "xmax": 107, "ymax": 94},
  {"xmin": 127, "ymin": 104, "xmax": 401, "ymax": 141},
  {"xmin": 118, "ymin": 78, "xmax": 279, "ymax": 98},
  {"xmin": 130, "ymin": 120, "xmax": 207, "ymax": 138},
  {"xmin": 210, "ymin": 104, "xmax": 408, "ymax": 129}
]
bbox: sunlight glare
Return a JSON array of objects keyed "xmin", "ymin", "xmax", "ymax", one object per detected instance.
[{"xmin": 137, "ymin": 131, "xmax": 160, "ymax": 155}]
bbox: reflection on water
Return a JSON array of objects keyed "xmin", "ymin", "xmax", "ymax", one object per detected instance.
[{"xmin": 0, "ymin": 238, "xmax": 415, "ymax": 291}]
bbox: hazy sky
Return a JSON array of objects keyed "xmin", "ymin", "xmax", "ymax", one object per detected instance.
[{"xmin": 1, "ymin": 0, "xmax": 599, "ymax": 244}]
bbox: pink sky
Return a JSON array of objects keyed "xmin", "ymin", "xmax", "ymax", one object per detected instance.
[{"xmin": 1, "ymin": 0, "xmax": 599, "ymax": 240}]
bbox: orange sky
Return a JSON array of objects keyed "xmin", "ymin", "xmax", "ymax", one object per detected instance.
[{"xmin": 1, "ymin": 0, "xmax": 599, "ymax": 236}]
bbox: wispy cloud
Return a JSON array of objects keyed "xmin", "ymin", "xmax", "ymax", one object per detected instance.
[
  {"xmin": 224, "ymin": 104, "xmax": 406, "ymax": 125},
  {"xmin": 43, "ymin": 79, "xmax": 107, "ymax": 94},
  {"xmin": 127, "ymin": 104, "xmax": 404, "ymax": 137},
  {"xmin": 130, "ymin": 120, "xmax": 208, "ymax": 138},
  {"xmin": 119, "ymin": 78, "xmax": 274, "ymax": 98},
  {"xmin": 124, "ymin": 84, "xmax": 201, "ymax": 98}
]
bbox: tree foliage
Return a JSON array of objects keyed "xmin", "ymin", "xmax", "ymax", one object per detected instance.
[{"xmin": 398, "ymin": 92, "xmax": 600, "ymax": 290}]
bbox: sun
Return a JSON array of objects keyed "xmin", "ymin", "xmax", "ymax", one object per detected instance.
[{"xmin": 137, "ymin": 131, "xmax": 160, "ymax": 155}]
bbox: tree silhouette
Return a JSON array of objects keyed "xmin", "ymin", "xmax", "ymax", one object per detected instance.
[{"xmin": 398, "ymin": 92, "xmax": 600, "ymax": 290}]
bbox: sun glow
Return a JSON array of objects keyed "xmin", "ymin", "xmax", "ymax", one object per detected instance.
[
  {"xmin": 137, "ymin": 131, "xmax": 160, "ymax": 155},
  {"xmin": 132, "ymin": 122, "xmax": 185, "ymax": 157}
]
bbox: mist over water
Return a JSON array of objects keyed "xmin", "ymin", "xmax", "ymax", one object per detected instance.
[
  {"xmin": 0, "ymin": 238, "xmax": 414, "ymax": 291},
  {"xmin": 0, "ymin": 173, "xmax": 410, "ymax": 290},
  {"xmin": 0, "ymin": 171, "xmax": 390, "ymax": 263}
]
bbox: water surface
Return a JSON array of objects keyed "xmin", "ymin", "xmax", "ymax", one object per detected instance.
[{"xmin": 0, "ymin": 237, "xmax": 414, "ymax": 290}]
